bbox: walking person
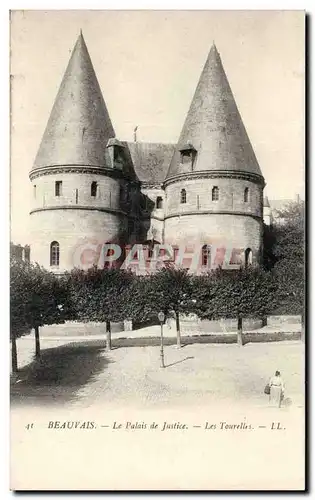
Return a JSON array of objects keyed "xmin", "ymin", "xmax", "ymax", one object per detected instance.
[{"xmin": 269, "ymin": 370, "xmax": 284, "ymax": 408}]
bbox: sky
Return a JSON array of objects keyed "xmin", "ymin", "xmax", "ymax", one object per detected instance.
[{"xmin": 10, "ymin": 10, "xmax": 305, "ymax": 245}]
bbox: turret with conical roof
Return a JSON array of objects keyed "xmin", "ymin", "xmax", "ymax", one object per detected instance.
[
  {"xmin": 166, "ymin": 44, "xmax": 263, "ymax": 180},
  {"xmin": 32, "ymin": 32, "xmax": 115, "ymax": 171},
  {"xmin": 163, "ymin": 44, "xmax": 265, "ymax": 267},
  {"xmin": 29, "ymin": 33, "xmax": 138, "ymax": 272}
]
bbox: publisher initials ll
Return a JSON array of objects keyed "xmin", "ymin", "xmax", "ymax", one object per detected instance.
[{"xmin": 271, "ymin": 422, "xmax": 284, "ymax": 430}]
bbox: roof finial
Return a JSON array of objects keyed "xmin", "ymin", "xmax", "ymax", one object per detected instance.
[
  {"xmin": 80, "ymin": 28, "xmax": 83, "ymax": 36},
  {"xmin": 134, "ymin": 125, "xmax": 138, "ymax": 142}
]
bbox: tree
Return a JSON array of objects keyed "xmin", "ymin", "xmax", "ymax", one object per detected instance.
[
  {"xmin": 188, "ymin": 269, "xmax": 227, "ymax": 321},
  {"xmin": 263, "ymin": 200, "xmax": 305, "ymax": 340},
  {"xmin": 10, "ymin": 258, "xmax": 31, "ymax": 372},
  {"xmin": 149, "ymin": 266, "xmax": 192, "ymax": 347},
  {"xmin": 220, "ymin": 267, "xmax": 279, "ymax": 345},
  {"xmin": 273, "ymin": 201, "xmax": 304, "ymax": 263},
  {"xmin": 263, "ymin": 200, "xmax": 304, "ymax": 267},
  {"xmin": 118, "ymin": 274, "xmax": 156, "ymax": 326},
  {"xmin": 193, "ymin": 267, "xmax": 279, "ymax": 346},
  {"xmin": 10, "ymin": 258, "xmax": 67, "ymax": 371},
  {"xmin": 68, "ymin": 267, "xmax": 132, "ymax": 350}
]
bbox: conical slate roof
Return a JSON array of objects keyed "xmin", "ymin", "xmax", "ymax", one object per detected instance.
[
  {"xmin": 166, "ymin": 44, "xmax": 263, "ymax": 180},
  {"xmin": 32, "ymin": 32, "xmax": 115, "ymax": 170}
]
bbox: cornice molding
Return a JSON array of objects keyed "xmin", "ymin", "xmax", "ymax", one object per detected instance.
[
  {"xmin": 141, "ymin": 182, "xmax": 164, "ymax": 190},
  {"xmin": 164, "ymin": 209, "xmax": 263, "ymax": 222},
  {"xmin": 29, "ymin": 165, "xmax": 140, "ymax": 185},
  {"xmin": 163, "ymin": 170, "xmax": 265, "ymax": 188},
  {"xmin": 30, "ymin": 205, "xmax": 129, "ymax": 217}
]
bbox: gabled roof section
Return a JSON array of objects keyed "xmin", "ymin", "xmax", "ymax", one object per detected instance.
[
  {"xmin": 32, "ymin": 32, "xmax": 115, "ymax": 170},
  {"xmin": 127, "ymin": 142, "xmax": 176, "ymax": 184},
  {"xmin": 166, "ymin": 44, "xmax": 263, "ymax": 180}
]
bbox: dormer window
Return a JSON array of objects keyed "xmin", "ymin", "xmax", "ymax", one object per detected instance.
[
  {"xmin": 114, "ymin": 146, "xmax": 124, "ymax": 169},
  {"xmin": 179, "ymin": 144, "xmax": 197, "ymax": 169},
  {"xmin": 106, "ymin": 138, "xmax": 125, "ymax": 170}
]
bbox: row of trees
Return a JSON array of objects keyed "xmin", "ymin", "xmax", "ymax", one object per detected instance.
[{"xmin": 10, "ymin": 259, "xmax": 302, "ymax": 372}]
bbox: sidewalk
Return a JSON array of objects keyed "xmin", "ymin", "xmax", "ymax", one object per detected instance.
[{"xmin": 37, "ymin": 321, "xmax": 301, "ymax": 341}]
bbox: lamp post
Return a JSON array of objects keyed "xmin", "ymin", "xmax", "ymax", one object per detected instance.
[{"xmin": 158, "ymin": 311, "xmax": 165, "ymax": 368}]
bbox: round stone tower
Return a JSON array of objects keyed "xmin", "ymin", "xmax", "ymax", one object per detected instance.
[
  {"xmin": 29, "ymin": 33, "xmax": 135, "ymax": 273},
  {"xmin": 163, "ymin": 44, "xmax": 265, "ymax": 267}
]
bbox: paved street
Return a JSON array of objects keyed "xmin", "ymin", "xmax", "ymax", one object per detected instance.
[{"xmin": 11, "ymin": 337, "xmax": 304, "ymax": 410}]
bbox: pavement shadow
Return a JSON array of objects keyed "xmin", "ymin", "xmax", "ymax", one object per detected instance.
[
  {"xmin": 165, "ymin": 356, "xmax": 194, "ymax": 368},
  {"xmin": 10, "ymin": 342, "xmax": 111, "ymax": 407}
]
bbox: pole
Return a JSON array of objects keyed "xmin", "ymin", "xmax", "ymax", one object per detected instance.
[
  {"xmin": 175, "ymin": 311, "xmax": 181, "ymax": 348},
  {"xmin": 106, "ymin": 320, "xmax": 111, "ymax": 351},
  {"xmin": 11, "ymin": 332, "xmax": 18, "ymax": 374},
  {"xmin": 35, "ymin": 325, "xmax": 40, "ymax": 358},
  {"xmin": 160, "ymin": 322, "xmax": 165, "ymax": 368}
]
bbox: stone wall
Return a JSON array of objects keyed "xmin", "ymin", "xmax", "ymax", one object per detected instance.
[
  {"xmin": 31, "ymin": 171, "xmax": 121, "ymax": 212},
  {"xmin": 164, "ymin": 212, "xmax": 262, "ymax": 265},
  {"xmin": 165, "ymin": 176, "xmax": 262, "ymax": 218}
]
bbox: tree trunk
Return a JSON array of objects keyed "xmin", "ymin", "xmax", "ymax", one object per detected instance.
[
  {"xmin": 35, "ymin": 325, "xmax": 40, "ymax": 358},
  {"xmin": 106, "ymin": 320, "xmax": 111, "ymax": 351},
  {"xmin": 11, "ymin": 333, "xmax": 18, "ymax": 374},
  {"xmin": 301, "ymin": 311, "xmax": 305, "ymax": 343},
  {"xmin": 175, "ymin": 311, "xmax": 181, "ymax": 348},
  {"xmin": 262, "ymin": 316, "xmax": 267, "ymax": 327},
  {"xmin": 237, "ymin": 316, "xmax": 243, "ymax": 346}
]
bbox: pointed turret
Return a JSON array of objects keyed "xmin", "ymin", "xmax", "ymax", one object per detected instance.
[
  {"xmin": 32, "ymin": 32, "xmax": 115, "ymax": 170},
  {"xmin": 166, "ymin": 44, "xmax": 263, "ymax": 179}
]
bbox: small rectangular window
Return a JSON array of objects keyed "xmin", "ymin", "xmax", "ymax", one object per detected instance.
[
  {"xmin": 55, "ymin": 181, "xmax": 62, "ymax": 197},
  {"xmin": 33, "ymin": 185, "xmax": 36, "ymax": 199},
  {"xmin": 91, "ymin": 182, "xmax": 97, "ymax": 197}
]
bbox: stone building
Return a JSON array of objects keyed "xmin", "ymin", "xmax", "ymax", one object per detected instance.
[{"xmin": 29, "ymin": 32, "xmax": 265, "ymax": 273}]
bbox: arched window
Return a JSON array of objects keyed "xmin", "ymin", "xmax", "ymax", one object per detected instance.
[
  {"xmin": 245, "ymin": 248, "xmax": 252, "ymax": 268},
  {"xmin": 244, "ymin": 187, "xmax": 249, "ymax": 203},
  {"xmin": 156, "ymin": 196, "xmax": 163, "ymax": 209},
  {"xmin": 202, "ymin": 245, "xmax": 210, "ymax": 267},
  {"xmin": 91, "ymin": 181, "xmax": 97, "ymax": 197},
  {"xmin": 180, "ymin": 189, "xmax": 187, "ymax": 204},
  {"xmin": 50, "ymin": 241, "xmax": 60, "ymax": 267},
  {"xmin": 212, "ymin": 186, "xmax": 219, "ymax": 201}
]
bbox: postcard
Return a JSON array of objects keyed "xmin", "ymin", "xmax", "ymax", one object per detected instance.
[{"xmin": 10, "ymin": 10, "xmax": 305, "ymax": 491}]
